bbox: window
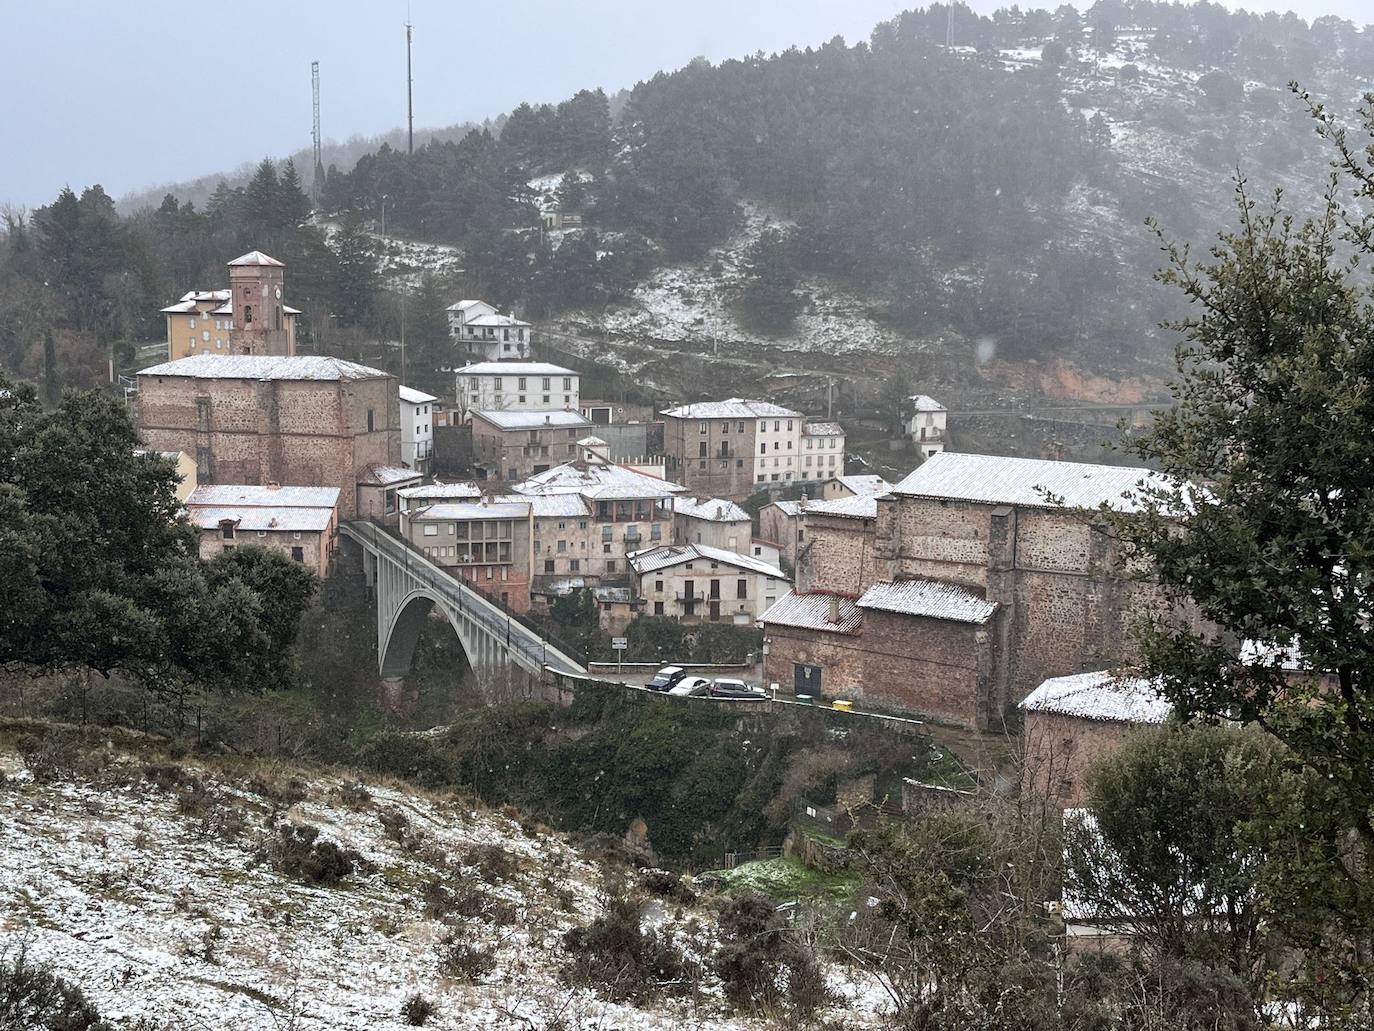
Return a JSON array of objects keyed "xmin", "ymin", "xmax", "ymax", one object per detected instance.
[
  {"xmin": 699, "ymin": 441, "xmax": 708, "ymax": 458},
  {"xmin": 774, "ymin": 420, "xmax": 780, "ymax": 431},
  {"xmin": 655, "ymin": 579, "xmax": 664, "ymax": 592},
  {"xmin": 606, "ymin": 560, "xmax": 617, "ymax": 573},
  {"xmin": 654, "ymin": 601, "xmax": 665, "ymax": 615},
  {"xmin": 787, "ymin": 420, "xmax": 793, "ymax": 430},
  {"xmin": 542, "ymin": 395, "xmax": 550, "ymax": 404},
  {"xmin": 737, "ymin": 421, "xmax": 745, "ymax": 433},
  {"xmin": 367, "ymin": 409, "xmax": 375, "ymax": 432},
  {"xmin": 494, "ymin": 377, "xmax": 503, "ymax": 389},
  {"xmin": 196, "ymin": 398, "xmax": 210, "ymax": 430},
  {"xmin": 563, "ymin": 377, "xmax": 571, "ymax": 390},
  {"xmin": 544, "ymin": 559, "xmax": 555, "ymax": 573},
  {"xmin": 737, "ymin": 579, "xmax": 748, "ymax": 599},
  {"xmin": 244, "ymin": 304, "xmax": 252, "ymax": 324},
  {"xmin": 220, "ymin": 522, "xmax": 235, "ymax": 540},
  {"xmin": 423, "ymin": 523, "xmax": 438, "ymax": 536},
  {"xmin": 542, "ymin": 377, "xmax": 551, "ymax": 390},
  {"xmin": 557, "ymin": 540, "xmax": 567, "ymax": 553},
  {"xmin": 518, "ymin": 377, "xmax": 527, "ymax": 390},
  {"xmin": 650, "ymin": 524, "xmax": 661, "ymax": 540},
  {"xmin": 759, "ymin": 442, "xmax": 766, "ymax": 455},
  {"xmin": 699, "ymin": 421, "xmax": 708, "ymax": 434},
  {"xmin": 569, "ymin": 559, "xmax": 580, "ymax": 572},
  {"xmin": 291, "ymin": 546, "xmax": 304, "ymax": 562}
]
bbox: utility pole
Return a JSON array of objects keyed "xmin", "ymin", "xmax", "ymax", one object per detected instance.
[
  {"xmin": 400, "ymin": 291, "xmax": 407, "ymax": 386},
  {"xmin": 311, "ymin": 61, "xmax": 323, "ymax": 205},
  {"xmin": 405, "ymin": 15, "xmax": 414, "ymax": 155}
]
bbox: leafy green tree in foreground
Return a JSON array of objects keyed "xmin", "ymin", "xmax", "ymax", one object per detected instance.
[
  {"xmin": 0, "ymin": 380, "xmax": 317, "ymax": 696},
  {"xmin": 1112, "ymin": 89, "xmax": 1374, "ymax": 1016}
]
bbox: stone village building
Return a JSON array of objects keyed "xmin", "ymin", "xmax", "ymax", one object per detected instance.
[
  {"xmin": 184, "ymin": 484, "xmax": 341, "ymax": 576},
  {"xmin": 446, "ymin": 299, "xmax": 532, "ymax": 361},
  {"xmin": 160, "ymin": 250, "xmax": 300, "ymax": 360},
  {"xmin": 761, "ymin": 452, "xmax": 1180, "ymax": 730},
  {"xmin": 136, "ymin": 354, "xmax": 402, "ymax": 520}
]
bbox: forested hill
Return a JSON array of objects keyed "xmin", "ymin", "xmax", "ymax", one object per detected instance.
[
  {"xmin": 306, "ymin": 0, "xmax": 1374, "ymax": 375},
  {"xmin": 2, "ymin": 2, "xmax": 1370, "ymax": 394}
]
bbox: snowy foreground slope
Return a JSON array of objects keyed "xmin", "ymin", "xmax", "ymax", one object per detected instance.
[{"xmin": 0, "ymin": 731, "xmax": 882, "ymax": 1030}]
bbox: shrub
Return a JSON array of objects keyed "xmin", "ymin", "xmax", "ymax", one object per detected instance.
[
  {"xmin": 260, "ymin": 824, "xmax": 365, "ymax": 886},
  {"xmin": 464, "ymin": 843, "xmax": 518, "ymax": 885},
  {"xmin": 0, "ymin": 946, "xmax": 111, "ymax": 1030},
  {"xmin": 640, "ymin": 868, "xmax": 696, "ymax": 906},
  {"xmin": 401, "ymin": 993, "xmax": 435, "ymax": 1026},
  {"xmin": 561, "ymin": 893, "xmax": 692, "ymax": 1004},
  {"xmin": 422, "ymin": 876, "xmax": 517, "ymax": 925},
  {"xmin": 15, "ymin": 734, "xmax": 81, "ymax": 783},
  {"xmin": 435, "ymin": 932, "xmax": 496, "ymax": 982},
  {"xmin": 714, "ymin": 894, "xmax": 832, "ymax": 1017}
]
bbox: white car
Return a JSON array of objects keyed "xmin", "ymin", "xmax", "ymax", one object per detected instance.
[{"xmin": 668, "ymin": 676, "xmax": 712, "ymax": 697}]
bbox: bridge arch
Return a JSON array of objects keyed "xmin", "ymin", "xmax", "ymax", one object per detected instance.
[{"xmin": 379, "ymin": 587, "xmax": 502, "ymax": 681}]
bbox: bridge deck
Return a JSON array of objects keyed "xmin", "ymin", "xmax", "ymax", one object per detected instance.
[{"xmin": 341, "ymin": 520, "xmax": 587, "ymax": 677}]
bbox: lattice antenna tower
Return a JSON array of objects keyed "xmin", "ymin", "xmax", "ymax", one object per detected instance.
[{"xmin": 311, "ymin": 60, "xmax": 323, "ymax": 205}]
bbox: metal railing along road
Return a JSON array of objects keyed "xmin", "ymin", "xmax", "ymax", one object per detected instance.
[{"xmin": 341, "ymin": 519, "xmax": 587, "ymax": 676}]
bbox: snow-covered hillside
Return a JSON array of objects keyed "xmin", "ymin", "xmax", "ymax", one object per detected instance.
[{"xmin": 0, "ymin": 728, "xmax": 885, "ymax": 1030}]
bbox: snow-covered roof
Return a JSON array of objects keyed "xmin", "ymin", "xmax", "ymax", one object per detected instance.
[
  {"xmin": 832, "ymin": 474, "xmax": 891, "ymax": 496},
  {"xmin": 187, "ymin": 485, "xmax": 339, "ymax": 509},
  {"xmin": 446, "ymin": 299, "xmax": 492, "ymax": 312},
  {"xmin": 892, "ymin": 452, "xmax": 1173, "ymax": 513},
  {"xmin": 464, "ymin": 313, "xmax": 531, "ymax": 328},
  {"xmin": 909, "ymin": 394, "xmax": 946, "ymax": 412},
  {"xmin": 760, "ymin": 590, "xmax": 863, "ymax": 635},
  {"xmin": 856, "ymin": 579, "xmax": 997, "ymax": 624},
  {"xmin": 161, "ymin": 289, "xmax": 231, "ymax": 313},
  {"xmin": 513, "ymin": 462, "xmax": 686, "ymax": 501},
  {"xmin": 409, "ymin": 501, "xmax": 529, "ymax": 521},
  {"xmin": 492, "ymin": 492, "xmax": 589, "ymax": 518},
  {"xmin": 577, "ymin": 435, "xmax": 608, "ymax": 447},
  {"xmin": 803, "ymin": 421, "xmax": 844, "ymax": 437},
  {"xmin": 767, "ymin": 499, "xmax": 805, "ymax": 518},
  {"xmin": 627, "ymin": 543, "xmax": 789, "ymax": 580},
  {"xmin": 457, "ymin": 361, "xmax": 571, "ymax": 377},
  {"xmin": 139, "ymin": 354, "xmax": 388, "ymax": 382},
  {"xmin": 227, "ymin": 250, "xmax": 284, "ymax": 267},
  {"xmin": 399, "ymin": 385, "xmax": 438, "ymax": 404},
  {"xmin": 357, "ymin": 464, "xmax": 422, "ymax": 487},
  {"xmin": 396, "ymin": 481, "xmax": 482, "ymax": 501},
  {"xmin": 188, "ymin": 505, "xmax": 333, "ymax": 533},
  {"xmin": 675, "ymin": 496, "xmax": 751, "ymax": 523},
  {"xmin": 804, "ymin": 493, "xmax": 881, "ymax": 520},
  {"xmin": 1239, "ymin": 638, "xmax": 1308, "ymax": 672},
  {"xmin": 1020, "ymin": 670, "xmax": 1171, "ymax": 724},
  {"xmin": 472, "ymin": 409, "xmax": 591, "ymax": 431},
  {"xmin": 660, "ymin": 398, "xmax": 802, "ymax": 420}
]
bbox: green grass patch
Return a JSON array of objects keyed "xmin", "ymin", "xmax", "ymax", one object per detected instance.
[{"xmin": 715, "ymin": 856, "xmax": 857, "ymax": 901}]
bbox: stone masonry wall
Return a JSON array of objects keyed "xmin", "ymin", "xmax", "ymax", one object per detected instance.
[
  {"xmin": 663, "ymin": 416, "xmax": 757, "ymax": 502},
  {"xmin": 1021, "ymin": 710, "xmax": 1138, "ymax": 807}
]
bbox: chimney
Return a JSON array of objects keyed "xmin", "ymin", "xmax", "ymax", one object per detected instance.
[
  {"xmin": 828, "ymin": 594, "xmax": 839, "ymax": 623},
  {"xmin": 267, "ymin": 482, "xmax": 281, "ymax": 491},
  {"xmin": 544, "ymin": 414, "xmax": 551, "ymax": 425}
]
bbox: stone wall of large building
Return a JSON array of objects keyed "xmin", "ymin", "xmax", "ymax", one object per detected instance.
[
  {"xmin": 138, "ymin": 373, "xmax": 398, "ymax": 518},
  {"xmin": 794, "ymin": 492, "xmax": 1163, "ymax": 720},
  {"xmin": 763, "ymin": 607, "xmax": 996, "ymax": 725}
]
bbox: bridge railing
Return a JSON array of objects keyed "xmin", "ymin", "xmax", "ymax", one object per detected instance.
[{"xmin": 341, "ymin": 519, "xmax": 586, "ymax": 675}]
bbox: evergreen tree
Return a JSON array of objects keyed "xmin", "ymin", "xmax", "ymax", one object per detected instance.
[
  {"xmin": 279, "ymin": 159, "xmax": 312, "ymax": 226},
  {"xmin": 739, "ymin": 228, "xmax": 801, "ymax": 335},
  {"xmin": 404, "ymin": 274, "xmax": 453, "ymax": 398},
  {"xmin": 331, "ymin": 217, "xmax": 377, "ymax": 327},
  {"xmin": 41, "ymin": 331, "xmax": 59, "ymax": 406}
]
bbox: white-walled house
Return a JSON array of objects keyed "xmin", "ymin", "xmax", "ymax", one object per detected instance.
[
  {"xmin": 908, "ymin": 395, "xmax": 948, "ymax": 457},
  {"xmin": 801, "ymin": 421, "xmax": 845, "ymax": 484},
  {"xmin": 399, "ymin": 385, "xmax": 437, "ymax": 474},
  {"xmin": 456, "ymin": 362, "xmax": 580, "ymax": 415},
  {"xmin": 446, "ymin": 299, "xmax": 532, "ymax": 361},
  {"xmin": 752, "ymin": 403, "xmax": 805, "ymax": 486},
  {"xmin": 628, "ymin": 543, "xmax": 790, "ymax": 624}
]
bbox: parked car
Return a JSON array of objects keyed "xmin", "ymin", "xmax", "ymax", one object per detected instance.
[
  {"xmin": 708, "ymin": 677, "xmax": 768, "ymax": 700},
  {"xmin": 646, "ymin": 666, "xmax": 687, "ymax": 692},
  {"xmin": 668, "ymin": 676, "xmax": 712, "ymax": 697}
]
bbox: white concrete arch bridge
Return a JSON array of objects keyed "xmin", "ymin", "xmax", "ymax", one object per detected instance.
[{"xmin": 340, "ymin": 521, "xmax": 586, "ymax": 684}]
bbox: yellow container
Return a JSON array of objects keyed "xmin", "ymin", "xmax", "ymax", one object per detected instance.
[{"xmin": 831, "ymin": 699, "xmax": 853, "ymax": 712}]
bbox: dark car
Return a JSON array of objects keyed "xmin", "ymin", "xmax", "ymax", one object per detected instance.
[
  {"xmin": 708, "ymin": 677, "xmax": 767, "ymax": 700},
  {"xmin": 646, "ymin": 665, "xmax": 688, "ymax": 692}
]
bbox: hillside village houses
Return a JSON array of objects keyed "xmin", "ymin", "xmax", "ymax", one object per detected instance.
[
  {"xmin": 185, "ymin": 484, "xmax": 341, "ymax": 577},
  {"xmin": 457, "ymin": 361, "xmax": 580, "ymax": 415},
  {"xmin": 471, "ymin": 409, "xmax": 595, "ymax": 482},
  {"xmin": 908, "ymin": 394, "xmax": 948, "ymax": 457},
  {"xmin": 759, "ymin": 452, "xmax": 1183, "ymax": 729},
  {"xmin": 628, "ymin": 544, "xmax": 789, "ymax": 624},
  {"xmin": 660, "ymin": 398, "xmax": 847, "ymax": 502},
  {"xmin": 399, "ymin": 496, "xmax": 534, "ymax": 613},
  {"xmin": 399, "ymin": 386, "xmax": 437, "ymax": 475},
  {"xmin": 161, "ymin": 251, "xmax": 300, "ymax": 360},
  {"xmin": 447, "ymin": 299, "xmax": 532, "ymax": 361}
]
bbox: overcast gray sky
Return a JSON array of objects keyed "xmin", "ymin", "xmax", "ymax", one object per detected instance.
[{"xmin": 0, "ymin": 0, "xmax": 1366, "ymax": 210}]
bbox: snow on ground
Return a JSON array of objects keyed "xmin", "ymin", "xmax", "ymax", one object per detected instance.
[
  {"xmin": 317, "ymin": 219, "xmax": 464, "ymax": 290},
  {"xmin": 0, "ymin": 741, "xmax": 883, "ymax": 1030},
  {"xmin": 589, "ymin": 205, "xmax": 913, "ymax": 359}
]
